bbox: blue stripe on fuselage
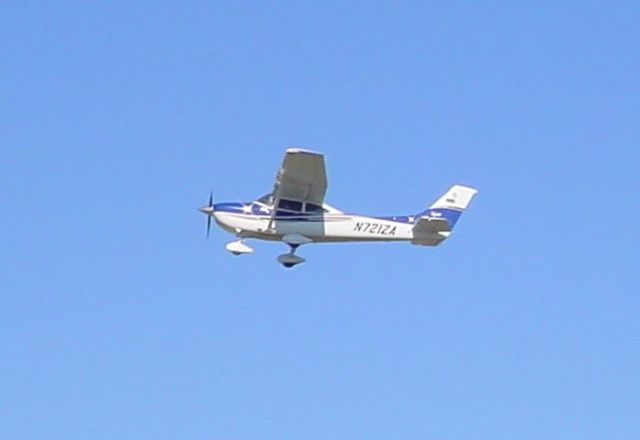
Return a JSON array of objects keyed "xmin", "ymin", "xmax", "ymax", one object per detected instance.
[
  {"xmin": 418, "ymin": 208, "xmax": 463, "ymax": 228},
  {"xmin": 376, "ymin": 208, "xmax": 463, "ymax": 228},
  {"xmin": 375, "ymin": 215, "xmax": 413, "ymax": 224},
  {"xmin": 213, "ymin": 202, "xmax": 463, "ymax": 229},
  {"xmin": 214, "ymin": 202, "xmax": 313, "ymax": 221},
  {"xmin": 213, "ymin": 202, "xmax": 246, "ymax": 213}
]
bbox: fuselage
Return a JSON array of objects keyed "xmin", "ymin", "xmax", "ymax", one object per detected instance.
[{"xmin": 212, "ymin": 200, "xmax": 434, "ymax": 244}]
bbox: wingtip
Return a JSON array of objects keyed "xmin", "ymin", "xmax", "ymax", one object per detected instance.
[
  {"xmin": 453, "ymin": 184, "xmax": 479, "ymax": 195},
  {"xmin": 286, "ymin": 147, "xmax": 323, "ymax": 156}
]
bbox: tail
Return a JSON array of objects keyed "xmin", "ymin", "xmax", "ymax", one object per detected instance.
[
  {"xmin": 413, "ymin": 185, "xmax": 478, "ymax": 245},
  {"xmin": 428, "ymin": 184, "xmax": 478, "ymax": 211}
]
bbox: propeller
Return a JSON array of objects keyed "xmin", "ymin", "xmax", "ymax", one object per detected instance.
[{"xmin": 199, "ymin": 191, "xmax": 215, "ymax": 238}]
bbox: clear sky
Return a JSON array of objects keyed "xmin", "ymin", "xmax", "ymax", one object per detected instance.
[{"xmin": 2, "ymin": 1, "xmax": 639, "ymax": 439}]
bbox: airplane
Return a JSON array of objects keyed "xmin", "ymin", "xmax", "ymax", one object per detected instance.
[{"xmin": 199, "ymin": 148, "xmax": 478, "ymax": 268}]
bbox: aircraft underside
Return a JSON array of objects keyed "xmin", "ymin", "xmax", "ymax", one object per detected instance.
[{"xmin": 212, "ymin": 212, "xmax": 442, "ymax": 268}]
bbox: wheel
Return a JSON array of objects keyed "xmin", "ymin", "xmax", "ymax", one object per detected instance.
[{"xmin": 277, "ymin": 253, "xmax": 306, "ymax": 268}]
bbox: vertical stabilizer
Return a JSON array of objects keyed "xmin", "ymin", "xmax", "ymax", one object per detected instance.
[{"xmin": 429, "ymin": 185, "xmax": 478, "ymax": 210}]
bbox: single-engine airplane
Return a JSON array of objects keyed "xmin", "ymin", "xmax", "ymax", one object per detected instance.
[{"xmin": 200, "ymin": 148, "xmax": 477, "ymax": 268}]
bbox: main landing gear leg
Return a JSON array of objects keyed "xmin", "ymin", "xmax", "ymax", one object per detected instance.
[{"xmin": 277, "ymin": 234, "xmax": 312, "ymax": 268}]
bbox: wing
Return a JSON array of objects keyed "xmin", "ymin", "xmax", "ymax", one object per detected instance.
[{"xmin": 272, "ymin": 148, "xmax": 327, "ymax": 205}]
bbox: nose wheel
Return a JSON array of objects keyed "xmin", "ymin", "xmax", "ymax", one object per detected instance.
[{"xmin": 225, "ymin": 240, "xmax": 254, "ymax": 255}]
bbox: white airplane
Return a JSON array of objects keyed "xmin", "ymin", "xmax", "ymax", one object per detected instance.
[{"xmin": 200, "ymin": 148, "xmax": 478, "ymax": 268}]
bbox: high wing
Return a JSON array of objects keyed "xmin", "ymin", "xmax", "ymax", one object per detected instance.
[{"xmin": 272, "ymin": 148, "xmax": 327, "ymax": 205}]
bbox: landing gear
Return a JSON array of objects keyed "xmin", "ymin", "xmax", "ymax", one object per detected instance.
[
  {"xmin": 225, "ymin": 240, "xmax": 254, "ymax": 256},
  {"xmin": 277, "ymin": 244, "xmax": 306, "ymax": 268},
  {"xmin": 277, "ymin": 252, "xmax": 306, "ymax": 268},
  {"xmin": 223, "ymin": 234, "xmax": 311, "ymax": 267}
]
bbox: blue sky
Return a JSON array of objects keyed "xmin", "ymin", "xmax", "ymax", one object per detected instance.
[{"xmin": 2, "ymin": 1, "xmax": 639, "ymax": 438}]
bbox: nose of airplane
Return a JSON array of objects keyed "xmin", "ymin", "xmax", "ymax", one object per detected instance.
[
  {"xmin": 199, "ymin": 205, "xmax": 215, "ymax": 215},
  {"xmin": 199, "ymin": 192, "xmax": 215, "ymax": 238},
  {"xmin": 199, "ymin": 191, "xmax": 215, "ymax": 215}
]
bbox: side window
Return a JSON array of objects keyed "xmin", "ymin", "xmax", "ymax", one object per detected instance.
[
  {"xmin": 278, "ymin": 199, "xmax": 303, "ymax": 211},
  {"xmin": 305, "ymin": 203, "xmax": 326, "ymax": 213}
]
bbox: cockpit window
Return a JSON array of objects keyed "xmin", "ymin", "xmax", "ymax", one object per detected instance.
[
  {"xmin": 278, "ymin": 199, "xmax": 303, "ymax": 212},
  {"xmin": 305, "ymin": 203, "xmax": 326, "ymax": 213},
  {"xmin": 257, "ymin": 193, "xmax": 274, "ymax": 205}
]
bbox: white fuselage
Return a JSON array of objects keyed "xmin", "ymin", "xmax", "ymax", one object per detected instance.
[{"xmin": 214, "ymin": 211, "xmax": 415, "ymax": 243}]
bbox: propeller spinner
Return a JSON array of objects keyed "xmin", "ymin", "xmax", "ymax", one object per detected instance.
[{"xmin": 199, "ymin": 191, "xmax": 215, "ymax": 238}]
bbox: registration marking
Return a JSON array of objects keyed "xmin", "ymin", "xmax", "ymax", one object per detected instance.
[{"xmin": 353, "ymin": 222, "xmax": 397, "ymax": 236}]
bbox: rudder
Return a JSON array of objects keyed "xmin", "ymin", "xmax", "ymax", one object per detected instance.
[{"xmin": 429, "ymin": 185, "xmax": 478, "ymax": 210}]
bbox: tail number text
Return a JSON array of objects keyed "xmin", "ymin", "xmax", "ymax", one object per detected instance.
[{"xmin": 354, "ymin": 222, "xmax": 397, "ymax": 236}]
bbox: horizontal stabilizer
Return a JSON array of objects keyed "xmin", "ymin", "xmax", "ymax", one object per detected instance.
[
  {"xmin": 413, "ymin": 216, "xmax": 450, "ymax": 234},
  {"xmin": 412, "ymin": 184, "xmax": 478, "ymax": 246},
  {"xmin": 412, "ymin": 216, "xmax": 450, "ymax": 246}
]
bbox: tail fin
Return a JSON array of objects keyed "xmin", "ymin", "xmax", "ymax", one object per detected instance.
[
  {"xmin": 412, "ymin": 185, "xmax": 478, "ymax": 245},
  {"xmin": 429, "ymin": 185, "xmax": 478, "ymax": 210},
  {"xmin": 417, "ymin": 184, "xmax": 478, "ymax": 232}
]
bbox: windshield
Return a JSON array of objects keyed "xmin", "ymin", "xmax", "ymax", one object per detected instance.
[{"xmin": 256, "ymin": 193, "xmax": 274, "ymax": 206}]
